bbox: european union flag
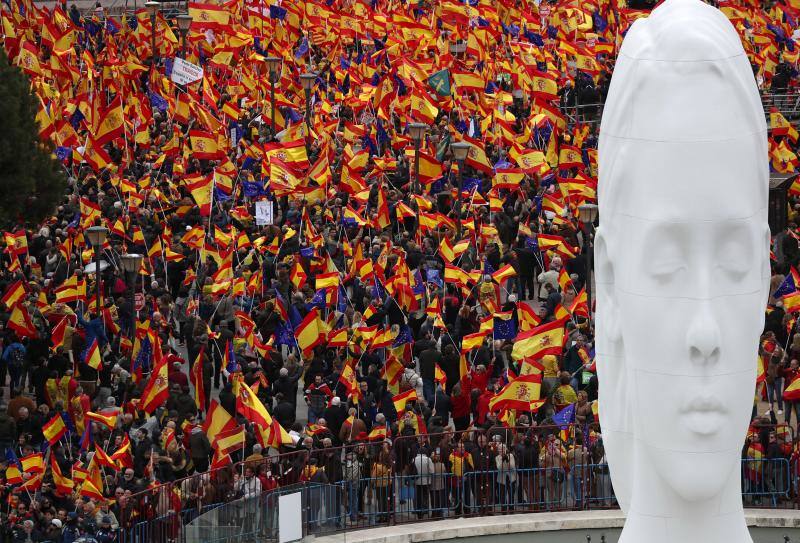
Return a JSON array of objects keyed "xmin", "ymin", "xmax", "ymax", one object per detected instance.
[
  {"xmin": 61, "ymin": 410, "xmax": 77, "ymax": 435},
  {"xmin": 55, "ymin": 146, "xmax": 72, "ymax": 162},
  {"xmin": 149, "ymin": 91, "xmax": 169, "ymax": 112},
  {"xmin": 525, "ymin": 236, "xmax": 539, "ymax": 252},
  {"xmin": 294, "ymin": 37, "xmax": 309, "ymax": 59},
  {"xmin": 337, "ymin": 286, "xmax": 348, "ymax": 313},
  {"xmin": 412, "ymin": 270, "xmax": 425, "ymax": 295},
  {"xmin": 376, "ymin": 120, "xmax": 390, "ymax": 147},
  {"xmin": 106, "ymin": 17, "xmax": 121, "ymax": 34},
  {"xmin": 426, "ymin": 269, "xmax": 443, "ymax": 288},
  {"xmin": 4, "ymin": 448, "xmax": 20, "ymax": 468},
  {"xmin": 463, "ymin": 177, "xmax": 481, "ymax": 193},
  {"xmin": 393, "ymin": 325, "xmax": 413, "ymax": 347},
  {"xmin": 288, "ymin": 302, "xmax": 303, "ymax": 329},
  {"xmin": 308, "ymin": 289, "xmax": 327, "ymax": 309},
  {"xmin": 69, "ymin": 109, "xmax": 85, "ymax": 130},
  {"xmin": 774, "ymin": 273, "xmax": 798, "ymax": 299},
  {"xmin": 269, "ymin": 4, "xmax": 287, "ymax": 19},
  {"xmin": 213, "ymin": 187, "xmax": 231, "ymax": 202},
  {"xmin": 494, "ymin": 315, "xmax": 517, "ymax": 340},
  {"xmin": 79, "ymin": 420, "xmax": 93, "ymax": 451},
  {"xmin": 134, "ymin": 335, "xmax": 153, "ymax": 373},
  {"xmin": 242, "ymin": 180, "xmax": 265, "ymax": 198},
  {"xmin": 552, "ymin": 403, "xmax": 576, "ymax": 430},
  {"xmin": 226, "ymin": 341, "xmax": 238, "ymax": 373},
  {"xmin": 592, "ymin": 11, "xmax": 608, "ymax": 33},
  {"xmin": 300, "ymin": 247, "xmax": 315, "ymax": 258},
  {"xmin": 275, "ymin": 323, "xmax": 294, "ymax": 346},
  {"xmin": 428, "ymin": 69, "xmax": 451, "ymax": 97},
  {"xmin": 523, "ymin": 29, "xmax": 544, "ymax": 46}
]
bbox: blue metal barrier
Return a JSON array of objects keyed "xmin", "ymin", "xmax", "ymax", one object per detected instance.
[
  {"xmin": 742, "ymin": 457, "xmax": 791, "ymax": 507},
  {"xmin": 119, "ymin": 457, "xmax": 796, "ymax": 543}
]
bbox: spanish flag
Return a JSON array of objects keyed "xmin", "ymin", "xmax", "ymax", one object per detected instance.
[
  {"xmin": 295, "ymin": 308, "xmax": 324, "ymax": 354},
  {"xmin": 93, "ymin": 95, "xmax": 124, "ymax": 145},
  {"xmin": 214, "ymin": 425, "xmax": 245, "ymax": 455},
  {"xmin": 368, "ymin": 424, "xmax": 388, "ymax": 441},
  {"xmin": 435, "ymin": 363, "xmax": 447, "ymax": 385},
  {"xmin": 444, "ymin": 263, "xmax": 473, "ymax": 287},
  {"xmin": 492, "ymin": 264, "xmax": 517, "ymax": 284},
  {"xmin": 290, "ymin": 261, "xmax": 307, "ymax": 289},
  {"xmin": 190, "ymin": 346, "xmax": 206, "ymax": 411},
  {"xmin": 1, "ymin": 280, "xmax": 26, "ymax": 309},
  {"xmin": 8, "ymin": 304, "xmax": 36, "ymax": 339},
  {"xmin": 16, "ymin": 40, "xmax": 41, "ymax": 76},
  {"xmin": 84, "ymin": 338, "xmax": 101, "ymax": 370},
  {"xmin": 415, "ymin": 152, "xmax": 445, "ymax": 184},
  {"xmin": 85, "ymin": 410, "xmax": 117, "ymax": 429},
  {"xmin": 140, "ymin": 348, "xmax": 168, "ymax": 413},
  {"xmin": 258, "ymin": 418, "xmax": 294, "ymax": 449},
  {"xmin": 461, "ymin": 331, "xmax": 488, "ymax": 353},
  {"xmin": 315, "ymin": 271, "xmax": 340, "ymax": 290},
  {"xmin": 439, "ymin": 237, "xmax": 469, "ymax": 263},
  {"xmin": 236, "ymin": 380, "xmax": 273, "ymax": 429},
  {"xmin": 488, "ymin": 373, "xmax": 544, "ymax": 413},
  {"xmin": 51, "ymin": 454, "xmax": 74, "ymax": 495},
  {"xmin": 188, "ymin": 1, "xmax": 232, "ymax": 29},
  {"xmin": 493, "ymin": 168, "xmax": 525, "ymax": 189},
  {"xmin": 20, "ymin": 453, "xmax": 44, "ymax": 473},
  {"xmin": 783, "ymin": 290, "xmax": 800, "ymax": 313},
  {"xmin": 380, "ymin": 355, "xmax": 405, "ymax": 393},
  {"xmin": 203, "ymin": 400, "xmax": 237, "ymax": 446},
  {"xmin": 770, "ymin": 108, "xmax": 799, "ymax": 142},
  {"xmin": 392, "ymin": 389, "xmax": 418, "ymax": 414},
  {"xmin": 42, "ymin": 413, "xmax": 68, "ymax": 445},
  {"xmin": 185, "ymin": 174, "xmax": 214, "ymax": 217},
  {"xmin": 511, "ymin": 317, "xmax": 568, "ymax": 361},
  {"xmin": 785, "ymin": 377, "xmax": 800, "ymax": 401},
  {"xmin": 190, "ymin": 129, "xmax": 222, "ymax": 160}
]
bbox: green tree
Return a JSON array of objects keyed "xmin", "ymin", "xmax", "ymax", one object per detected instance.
[{"xmin": 0, "ymin": 48, "xmax": 66, "ymax": 227}]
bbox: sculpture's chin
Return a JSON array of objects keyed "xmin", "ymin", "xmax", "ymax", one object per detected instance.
[{"xmin": 648, "ymin": 446, "xmax": 740, "ymax": 504}]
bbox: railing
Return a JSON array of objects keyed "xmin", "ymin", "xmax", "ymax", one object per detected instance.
[{"xmin": 117, "ymin": 457, "xmax": 794, "ymax": 543}]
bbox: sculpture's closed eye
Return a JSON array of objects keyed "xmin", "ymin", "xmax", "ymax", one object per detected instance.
[{"xmin": 648, "ymin": 258, "xmax": 686, "ymax": 281}]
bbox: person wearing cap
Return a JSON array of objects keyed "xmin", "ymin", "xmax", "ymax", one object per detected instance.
[{"xmin": 94, "ymin": 513, "xmax": 117, "ymax": 543}]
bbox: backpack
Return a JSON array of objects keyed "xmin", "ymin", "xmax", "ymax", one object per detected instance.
[{"xmin": 7, "ymin": 347, "xmax": 24, "ymax": 370}]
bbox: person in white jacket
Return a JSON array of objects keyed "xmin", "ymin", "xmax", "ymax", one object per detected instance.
[
  {"xmin": 413, "ymin": 449, "xmax": 435, "ymax": 519},
  {"xmin": 537, "ymin": 257, "xmax": 562, "ymax": 301},
  {"xmin": 495, "ymin": 444, "xmax": 516, "ymax": 513}
]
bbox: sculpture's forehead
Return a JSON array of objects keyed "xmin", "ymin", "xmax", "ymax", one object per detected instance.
[{"xmin": 600, "ymin": 134, "xmax": 768, "ymax": 222}]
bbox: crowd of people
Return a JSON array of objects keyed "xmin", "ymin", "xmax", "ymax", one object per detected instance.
[{"xmin": 0, "ymin": 0, "xmax": 799, "ymax": 540}]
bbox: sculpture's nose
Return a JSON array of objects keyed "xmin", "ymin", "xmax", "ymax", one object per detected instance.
[{"xmin": 686, "ymin": 302, "xmax": 721, "ymax": 367}]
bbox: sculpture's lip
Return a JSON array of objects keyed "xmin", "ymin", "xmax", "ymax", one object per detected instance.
[{"xmin": 680, "ymin": 395, "xmax": 727, "ymax": 415}]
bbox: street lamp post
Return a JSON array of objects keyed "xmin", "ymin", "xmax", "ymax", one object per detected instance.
[
  {"xmin": 408, "ymin": 122, "xmax": 428, "ymax": 199},
  {"xmin": 450, "ymin": 141, "xmax": 471, "ymax": 236},
  {"xmin": 176, "ymin": 13, "xmax": 193, "ymax": 59},
  {"xmin": 299, "ymin": 72, "xmax": 317, "ymax": 142},
  {"xmin": 266, "ymin": 56, "xmax": 281, "ymax": 138},
  {"xmin": 85, "ymin": 226, "xmax": 109, "ymax": 317},
  {"xmin": 120, "ymin": 253, "xmax": 143, "ymax": 358},
  {"xmin": 578, "ymin": 203, "xmax": 599, "ymax": 320},
  {"xmin": 145, "ymin": 1, "xmax": 160, "ymax": 69}
]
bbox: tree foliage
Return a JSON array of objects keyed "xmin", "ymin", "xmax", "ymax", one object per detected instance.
[{"xmin": 0, "ymin": 48, "xmax": 66, "ymax": 227}]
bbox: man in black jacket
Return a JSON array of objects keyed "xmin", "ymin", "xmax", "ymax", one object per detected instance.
[{"xmin": 418, "ymin": 343, "xmax": 441, "ymax": 405}]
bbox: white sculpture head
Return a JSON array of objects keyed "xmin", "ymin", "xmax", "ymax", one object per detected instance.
[{"xmin": 596, "ymin": 0, "xmax": 768, "ymax": 537}]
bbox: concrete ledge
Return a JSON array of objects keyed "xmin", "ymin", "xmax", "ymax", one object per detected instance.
[{"xmin": 310, "ymin": 509, "xmax": 800, "ymax": 543}]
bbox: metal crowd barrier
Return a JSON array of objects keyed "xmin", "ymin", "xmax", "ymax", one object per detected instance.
[{"xmin": 117, "ymin": 457, "xmax": 795, "ymax": 543}]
